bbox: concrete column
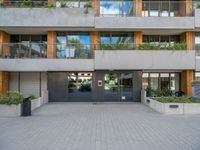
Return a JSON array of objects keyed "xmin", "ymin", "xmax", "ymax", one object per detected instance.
[
  {"xmin": 47, "ymin": 31, "xmax": 56, "ymax": 58},
  {"xmin": 135, "ymin": 0, "xmax": 142, "ymax": 16},
  {"xmin": 134, "ymin": 31, "xmax": 143, "ymax": 47},
  {"xmin": 0, "ymin": 31, "xmax": 10, "ymax": 57},
  {"xmin": 181, "ymin": 70, "xmax": 194, "ymax": 96},
  {"xmin": 0, "ymin": 72, "xmax": 9, "ymax": 96}
]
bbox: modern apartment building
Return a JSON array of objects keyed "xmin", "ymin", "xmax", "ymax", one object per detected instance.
[{"xmin": 0, "ymin": 0, "xmax": 200, "ymax": 102}]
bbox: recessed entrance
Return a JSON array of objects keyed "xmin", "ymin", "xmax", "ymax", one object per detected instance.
[
  {"xmin": 48, "ymin": 71, "xmax": 142, "ymax": 102},
  {"xmin": 104, "ymin": 73, "xmax": 133, "ymax": 102}
]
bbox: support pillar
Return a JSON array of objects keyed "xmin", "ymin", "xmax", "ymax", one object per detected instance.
[
  {"xmin": 91, "ymin": 31, "xmax": 99, "ymax": 57},
  {"xmin": 134, "ymin": 31, "xmax": 143, "ymax": 47},
  {"xmin": 135, "ymin": 0, "xmax": 142, "ymax": 16},
  {"xmin": 181, "ymin": 70, "xmax": 194, "ymax": 96},
  {"xmin": 0, "ymin": 31, "xmax": 10, "ymax": 57},
  {"xmin": 0, "ymin": 72, "xmax": 9, "ymax": 96},
  {"xmin": 47, "ymin": 31, "xmax": 56, "ymax": 58}
]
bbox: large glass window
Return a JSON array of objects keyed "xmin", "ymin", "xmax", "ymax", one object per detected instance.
[
  {"xmin": 100, "ymin": 32, "xmax": 134, "ymax": 49},
  {"xmin": 143, "ymin": 35, "xmax": 181, "ymax": 49},
  {"xmin": 100, "ymin": 0, "xmax": 134, "ymax": 16},
  {"xmin": 143, "ymin": 72, "xmax": 180, "ymax": 92},
  {"xmin": 56, "ymin": 32, "xmax": 91, "ymax": 59},
  {"xmin": 142, "ymin": 0, "xmax": 187, "ymax": 17},
  {"xmin": 9, "ymin": 35, "xmax": 47, "ymax": 58},
  {"xmin": 195, "ymin": 32, "xmax": 200, "ymax": 56}
]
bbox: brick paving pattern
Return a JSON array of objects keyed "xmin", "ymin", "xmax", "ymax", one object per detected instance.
[{"xmin": 0, "ymin": 103, "xmax": 200, "ymax": 150}]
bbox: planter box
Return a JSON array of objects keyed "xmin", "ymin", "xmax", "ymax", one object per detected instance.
[
  {"xmin": 146, "ymin": 97, "xmax": 200, "ymax": 115},
  {"xmin": 184, "ymin": 104, "xmax": 200, "ymax": 114},
  {"xmin": 0, "ymin": 104, "xmax": 21, "ymax": 117},
  {"xmin": 31, "ymin": 97, "xmax": 44, "ymax": 111}
]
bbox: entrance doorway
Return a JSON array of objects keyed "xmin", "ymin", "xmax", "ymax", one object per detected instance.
[
  {"xmin": 104, "ymin": 73, "xmax": 133, "ymax": 102},
  {"xmin": 48, "ymin": 72, "xmax": 93, "ymax": 102}
]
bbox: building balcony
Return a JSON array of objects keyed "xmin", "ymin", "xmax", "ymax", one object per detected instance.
[
  {"xmin": 94, "ymin": 50, "xmax": 195, "ymax": 70},
  {"xmin": 0, "ymin": 43, "xmax": 196, "ymax": 71},
  {"xmin": 0, "ymin": 5, "xmax": 95, "ymax": 29}
]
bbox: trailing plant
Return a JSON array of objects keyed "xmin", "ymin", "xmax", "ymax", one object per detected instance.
[
  {"xmin": 155, "ymin": 97, "xmax": 200, "ymax": 103},
  {"xmin": 138, "ymin": 43, "xmax": 160, "ymax": 50},
  {"xmin": 29, "ymin": 95, "xmax": 36, "ymax": 100},
  {"xmin": 20, "ymin": 0, "xmax": 32, "ymax": 8},
  {"xmin": 0, "ymin": 91, "xmax": 24, "ymax": 105},
  {"xmin": 84, "ymin": 2, "xmax": 92, "ymax": 14},
  {"xmin": 48, "ymin": 3, "xmax": 55, "ymax": 8}
]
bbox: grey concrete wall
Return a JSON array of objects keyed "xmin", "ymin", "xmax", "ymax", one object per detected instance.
[
  {"xmin": 0, "ymin": 8, "xmax": 95, "ymax": 27},
  {"xmin": 95, "ymin": 50, "xmax": 195, "ymax": 70},
  {"xmin": 0, "ymin": 59, "xmax": 94, "ymax": 71},
  {"xmin": 195, "ymin": 9, "xmax": 200, "ymax": 28},
  {"xmin": 133, "ymin": 71, "xmax": 142, "ymax": 102},
  {"xmin": 196, "ymin": 58, "xmax": 200, "ymax": 71},
  {"xmin": 9, "ymin": 72, "xmax": 47, "ymax": 98},
  {"xmin": 95, "ymin": 17, "xmax": 195, "ymax": 29}
]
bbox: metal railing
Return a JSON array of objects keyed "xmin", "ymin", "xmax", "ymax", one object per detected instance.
[
  {"xmin": 0, "ymin": 43, "xmax": 47, "ymax": 58},
  {"xmin": 0, "ymin": 0, "xmax": 92, "ymax": 8},
  {"xmin": 196, "ymin": 44, "xmax": 200, "ymax": 56},
  {"xmin": 142, "ymin": 1, "xmax": 194, "ymax": 17}
]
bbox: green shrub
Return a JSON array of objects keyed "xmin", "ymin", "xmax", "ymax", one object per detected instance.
[
  {"xmin": 29, "ymin": 95, "xmax": 36, "ymax": 100},
  {"xmin": 155, "ymin": 97, "xmax": 200, "ymax": 103},
  {"xmin": 0, "ymin": 91, "xmax": 24, "ymax": 105}
]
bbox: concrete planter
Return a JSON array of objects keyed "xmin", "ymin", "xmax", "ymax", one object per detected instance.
[
  {"xmin": 31, "ymin": 97, "xmax": 43, "ymax": 111},
  {"xmin": 0, "ymin": 104, "xmax": 21, "ymax": 117},
  {"xmin": 146, "ymin": 97, "xmax": 200, "ymax": 115}
]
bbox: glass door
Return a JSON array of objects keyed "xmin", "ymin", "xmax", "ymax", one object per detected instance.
[
  {"xmin": 119, "ymin": 73, "xmax": 133, "ymax": 101},
  {"xmin": 104, "ymin": 72, "xmax": 133, "ymax": 102}
]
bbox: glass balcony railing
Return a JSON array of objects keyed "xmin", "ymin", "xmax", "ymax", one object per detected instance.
[
  {"xmin": 0, "ymin": 0, "xmax": 92, "ymax": 8},
  {"xmin": 142, "ymin": 1, "xmax": 193, "ymax": 17},
  {"xmin": 0, "ymin": 42, "xmax": 190, "ymax": 59},
  {"xmin": 196, "ymin": 44, "xmax": 200, "ymax": 56},
  {"xmin": 0, "ymin": 43, "xmax": 47, "ymax": 58}
]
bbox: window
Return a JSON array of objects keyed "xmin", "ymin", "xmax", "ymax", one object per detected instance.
[
  {"xmin": 100, "ymin": 32, "xmax": 134, "ymax": 44},
  {"xmin": 10, "ymin": 35, "xmax": 47, "ymax": 58},
  {"xmin": 195, "ymin": 32, "xmax": 200, "ymax": 56},
  {"xmin": 195, "ymin": 72, "xmax": 200, "ymax": 81},
  {"xmin": 56, "ymin": 32, "xmax": 91, "ymax": 59},
  {"xmin": 142, "ymin": 72, "xmax": 180, "ymax": 92},
  {"xmin": 100, "ymin": 0, "xmax": 134, "ymax": 16}
]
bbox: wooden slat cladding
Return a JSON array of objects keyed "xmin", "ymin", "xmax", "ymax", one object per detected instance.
[
  {"xmin": 47, "ymin": 31, "xmax": 56, "ymax": 58},
  {"xmin": 0, "ymin": 72, "xmax": 9, "ymax": 96},
  {"xmin": 181, "ymin": 70, "xmax": 194, "ymax": 96}
]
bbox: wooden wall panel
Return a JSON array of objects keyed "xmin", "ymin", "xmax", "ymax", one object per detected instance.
[
  {"xmin": 181, "ymin": 32, "xmax": 194, "ymax": 50},
  {"xmin": 0, "ymin": 72, "xmax": 9, "ymax": 96},
  {"xmin": 134, "ymin": 31, "xmax": 143, "ymax": 47},
  {"xmin": 186, "ymin": 0, "xmax": 193, "ymax": 16},
  {"xmin": 181, "ymin": 70, "xmax": 194, "ymax": 96},
  {"xmin": 91, "ymin": 31, "xmax": 99, "ymax": 57},
  {"xmin": 135, "ymin": 0, "xmax": 142, "ymax": 16},
  {"xmin": 47, "ymin": 31, "xmax": 56, "ymax": 58},
  {"xmin": 0, "ymin": 31, "xmax": 10, "ymax": 57},
  {"xmin": 92, "ymin": 0, "xmax": 99, "ymax": 16}
]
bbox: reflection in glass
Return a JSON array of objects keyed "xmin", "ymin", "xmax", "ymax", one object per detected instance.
[
  {"xmin": 142, "ymin": 73, "xmax": 149, "ymax": 89},
  {"xmin": 68, "ymin": 72, "xmax": 92, "ymax": 93},
  {"xmin": 160, "ymin": 73, "xmax": 170, "ymax": 90},
  {"xmin": 170, "ymin": 73, "xmax": 179, "ymax": 91},
  {"xmin": 120, "ymin": 73, "xmax": 133, "ymax": 101},
  {"xmin": 100, "ymin": 0, "xmax": 134, "ymax": 16},
  {"xmin": 150, "ymin": 73, "xmax": 159, "ymax": 90},
  {"xmin": 56, "ymin": 32, "xmax": 91, "ymax": 59},
  {"xmin": 104, "ymin": 73, "xmax": 118, "ymax": 93}
]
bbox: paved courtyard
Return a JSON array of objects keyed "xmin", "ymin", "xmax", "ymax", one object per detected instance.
[{"xmin": 0, "ymin": 103, "xmax": 200, "ymax": 150}]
